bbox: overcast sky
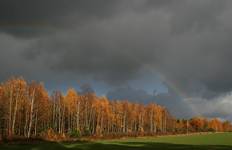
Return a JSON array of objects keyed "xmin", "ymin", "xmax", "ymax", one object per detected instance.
[{"xmin": 1, "ymin": 0, "xmax": 232, "ymax": 120}]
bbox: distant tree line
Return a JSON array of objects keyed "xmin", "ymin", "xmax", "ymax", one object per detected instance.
[{"xmin": 0, "ymin": 77, "xmax": 231, "ymax": 140}]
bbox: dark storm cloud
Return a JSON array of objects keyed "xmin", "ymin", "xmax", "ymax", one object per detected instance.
[
  {"xmin": 3, "ymin": 0, "xmax": 231, "ymax": 94},
  {"xmin": 0, "ymin": 0, "xmax": 123, "ymax": 37},
  {"xmin": 1, "ymin": 0, "xmax": 232, "ymax": 119},
  {"xmin": 169, "ymin": 0, "xmax": 226, "ymax": 33},
  {"xmin": 0, "ymin": 0, "xmax": 122, "ymax": 23}
]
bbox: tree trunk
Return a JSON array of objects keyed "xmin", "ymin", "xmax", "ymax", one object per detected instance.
[
  {"xmin": 8, "ymin": 88, "xmax": 13, "ymax": 138},
  {"xmin": 76, "ymin": 101, "xmax": 80, "ymax": 131},
  {"xmin": 27, "ymin": 89, "xmax": 35, "ymax": 138},
  {"xmin": 150, "ymin": 110, "xmax": 153, "ymax": 133},
  {"xmin": 24, "ymin": 110, "xmax": 28, "ymax": 137},
  {"xmin": 34, "ymin": 110, "xmax": 38, "ymax": 136},
  {"xmin": 12, "ymin": 92, "xmax": 19, "ymax": 135}
]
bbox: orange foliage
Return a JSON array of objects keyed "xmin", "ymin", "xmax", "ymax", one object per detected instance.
[{"xmin": 0, "ymin": 77, "xmax": 231, "ymax": 141}]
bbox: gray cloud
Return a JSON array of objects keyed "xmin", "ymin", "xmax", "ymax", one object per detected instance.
[
  {"xmin": 1, "ymin": 0, "xmax": 232, "ymax": 119},
  {"xmin": 107, "ymin": 86, "xmax": 194, "ymax": 118},
  {"xmin": 185, "ymin": 92, "xmax": 232, "ymax": 121},
  {"xmin": 0, "ymin": 0, "xmax": 124, "ymax": 37}
]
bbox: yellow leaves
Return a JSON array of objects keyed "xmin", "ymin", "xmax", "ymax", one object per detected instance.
[
  {"xmin": 66, "ymin": 88, "xmax": 78, "ymax": 98},
  {"xmin": 64, "ymin": 88, "xmax": 80, "ymax": 113},
  {"xmin": 3, "ymin": 77, "xmax": 27, "ymax": 97},
  {"xmin": 189, "ymin": 117, "xmax": 206, "ymax": 130},
  {"xmin": 208, "ymin": 118, "xmax": 223, "ymax": 132},
  {"xmin": 65, "ymin": 88, "xmax": 78, "ymax": 103}
]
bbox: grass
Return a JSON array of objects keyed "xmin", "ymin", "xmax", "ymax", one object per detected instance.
[{"xmin": 1, "ymin": 132, "xmax": 232, "ymax": 150}]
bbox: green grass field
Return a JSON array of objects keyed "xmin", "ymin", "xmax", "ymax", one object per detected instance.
[{"xmin": 1, "ymin": 133, "xmax": 232, "ymax": 150}]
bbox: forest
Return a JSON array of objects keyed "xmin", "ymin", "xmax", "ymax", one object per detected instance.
[{"xmin": 0, "ymin": 77, "xmax": 231, "ymax": 141}]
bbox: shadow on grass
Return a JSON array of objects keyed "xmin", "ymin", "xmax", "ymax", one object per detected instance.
[{"xmin": 1, "ymin": 141, "xmax": 232, "ymax": 150}]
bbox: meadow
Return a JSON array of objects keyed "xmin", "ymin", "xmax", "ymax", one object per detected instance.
[{"xmin": 1, "ymin": 133, "xmax": 232, "ymax": 150}]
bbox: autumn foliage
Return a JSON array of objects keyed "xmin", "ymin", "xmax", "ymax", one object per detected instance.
[{"xmin": 0, "ymin": 77, "xmax": 231, "ymax": 141}]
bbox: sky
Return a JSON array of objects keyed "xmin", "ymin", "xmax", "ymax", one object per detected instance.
[{"xmin": 1, "ymin": 0, "xmax": 232, "ymax": 120}]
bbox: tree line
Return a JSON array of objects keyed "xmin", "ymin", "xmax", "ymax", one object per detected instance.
[{"xmin": 0, "ymin": 77, "xmax": 231, "ymax": 140}]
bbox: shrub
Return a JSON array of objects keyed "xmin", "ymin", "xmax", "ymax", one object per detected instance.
[
  {"xmin": 208, "ymin": 128, "xmax": 216, "ymax": 132},
  {"xmin": 83, "ymin": 127, "xmax": 91, "ymax": 136},
  {"xmin": 68, "ymin": 129, "xmax": 81, "ymax": 138},
  {"xmin": 41, "ymin": 128, "xmax": 67, "ymax": 141}
]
